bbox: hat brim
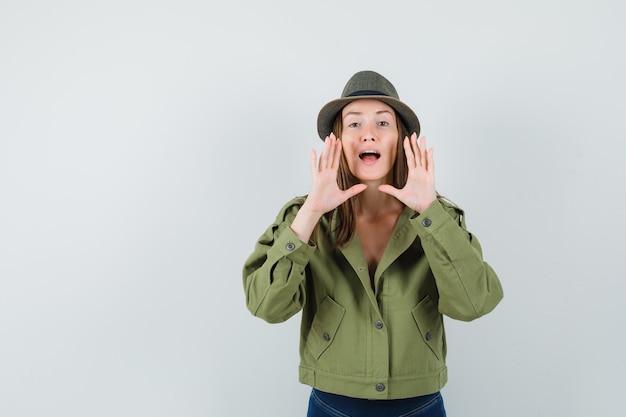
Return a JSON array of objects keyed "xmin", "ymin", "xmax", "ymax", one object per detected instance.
[{"xmin": 317, "ymin": 96, "xmax": 420, "ymax": 140}]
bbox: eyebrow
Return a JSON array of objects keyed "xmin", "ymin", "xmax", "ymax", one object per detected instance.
[{"xmin": 343, "ymin": 110, "xmax": 393, "ymax": 118}]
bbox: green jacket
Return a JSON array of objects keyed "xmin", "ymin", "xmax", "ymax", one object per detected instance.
[{"xmin": 243, "ymin": 197, "xmax": 503, "ymax": 400}]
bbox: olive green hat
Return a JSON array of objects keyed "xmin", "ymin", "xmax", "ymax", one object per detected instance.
[{"xmin": 317, "ymin": 70, "xmax": 420, "ymax": 140}]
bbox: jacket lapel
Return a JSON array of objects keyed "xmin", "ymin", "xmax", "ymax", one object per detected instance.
[
  {"xmin": 337, "ymin": 207, "xmax": 419, "ymax": 304},
  {"xmin": 374, "ymin": 207, "xmax": 419, "ymax": 285},
  {"xmin": 338, "ymin": 234, "xmax": 380, "ymax": 309}
]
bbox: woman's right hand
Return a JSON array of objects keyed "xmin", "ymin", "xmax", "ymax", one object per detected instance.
[
  {"xmin": 306, "ymin": 133, "xmax": 367, "ymax": 215},
  {"xmin": 290, "ymin": 133, "xmax": 367, "ymax": 242}
]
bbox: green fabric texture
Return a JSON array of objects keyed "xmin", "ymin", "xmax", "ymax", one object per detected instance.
[{"xmin": 243, "ymin": 198, "xmax": 503, "ymax": 400}]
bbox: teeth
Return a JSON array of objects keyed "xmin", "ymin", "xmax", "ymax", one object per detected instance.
[{"xmin": 359, "ymin": 150, "xmax": 380, "ymax": 159}]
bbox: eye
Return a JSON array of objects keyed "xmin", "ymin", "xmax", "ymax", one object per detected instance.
[
  {"xmin": 348, "ymin": 122, "xmax": 360, "ymax": 128},
  {"xmin": 378, "ymin": 121, "xmax": 389, "ymax": 127}
]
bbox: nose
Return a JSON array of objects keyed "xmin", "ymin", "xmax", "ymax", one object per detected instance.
[{"xmin": 361, "ymin": 124, "xmax": 376, "ymax": 142}]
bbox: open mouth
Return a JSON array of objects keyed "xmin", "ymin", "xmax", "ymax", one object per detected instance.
[{"xmin": 359, "ymin": 150, "xmax": 381, "ymax": 161}]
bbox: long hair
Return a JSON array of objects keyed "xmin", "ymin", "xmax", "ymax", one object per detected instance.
[{"xmin": 319, "ymin": 110, "xmax": 411, "ymax": 248}]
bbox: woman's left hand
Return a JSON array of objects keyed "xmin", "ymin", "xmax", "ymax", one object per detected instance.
[{"xmin": 379, "ymin": 133, "xmax": 437, "ymax": 214}]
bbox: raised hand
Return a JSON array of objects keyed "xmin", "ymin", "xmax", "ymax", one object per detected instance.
[
  {"xmin": 290, "ymin": 133, "xmax": 367, "ymax": 242},
  {"xmin": 379, "ymin": 133, "xmax": 437, "ymax": 214},
  {"xmin": 306, "ymin": 133, "xmax": 367, "ymax": 215}
]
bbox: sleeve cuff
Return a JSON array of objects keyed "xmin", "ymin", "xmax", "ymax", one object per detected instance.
[
  {"xmin": 271, "ymin": 226, "xmax": 315, "ymax": 265},
  {"xmin": 410, "ymin": 199, "xmax": 454, "ymax": 238}
]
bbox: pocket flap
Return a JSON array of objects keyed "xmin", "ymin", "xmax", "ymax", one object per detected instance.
[
  {"xmin": 306, "ymin": 296, "xmax": 346, "ymax": 360},
  {"xmin": 411, "ymin": 295, "xmax": 444, "ymax": 360}
]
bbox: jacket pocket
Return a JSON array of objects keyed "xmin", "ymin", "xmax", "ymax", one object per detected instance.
[
  {"xmin": 306, "ymin": 296, "xmax": 346, "ymax": 360},
  {"xmin": 411, "ymin": 295, "xmax": 444, "ymax": 361}
]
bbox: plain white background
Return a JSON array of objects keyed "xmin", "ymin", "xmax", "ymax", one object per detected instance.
[{"xmin": 1, "ymin": 0, "xmax": 625, "ymax": 416}]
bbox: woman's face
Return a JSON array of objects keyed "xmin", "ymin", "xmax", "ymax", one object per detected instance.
[{"xmin": 340, "ymin": 99, "xmax": 399, "ymax": 183}]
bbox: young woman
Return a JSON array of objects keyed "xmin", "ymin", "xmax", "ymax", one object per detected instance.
[{"xmin": 243, "ymin": 71, "xmax": 503, "ymax": 417}]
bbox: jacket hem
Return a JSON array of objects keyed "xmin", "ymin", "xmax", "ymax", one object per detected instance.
[{"xmin": 298, "ymin": 365, "xmax": 448, "ymax": 400}]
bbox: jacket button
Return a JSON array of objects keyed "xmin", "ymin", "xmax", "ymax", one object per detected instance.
[
  {"xmin": 375, "ymin": 383, "xmax": 385, "ymax": 392},
  {"xmin": 422, "ymin": 218, "xmax": 432, "ymax": 227},
  {"xmin": 285, "ymin": 242, "xmax": 296, "ymax": 251},
  {"xmin": 375, "ymin": 320, "xmax": 383, "ymax": 329},
  {"xmin": 425, "ymin": 332, "xmax": 432, "ymax": 341},
  {"xmin": 323, "ymin": 332, "xmax": 330, "ymax": 341}
]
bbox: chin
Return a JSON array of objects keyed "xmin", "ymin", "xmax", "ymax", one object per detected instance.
[
  {"xmin": 356, "ymin": 168, "xmax": 391, "ymax": 180},
  {"xmin": 355, "ymin": 175, "xmax": 389, "ymax": 184}
]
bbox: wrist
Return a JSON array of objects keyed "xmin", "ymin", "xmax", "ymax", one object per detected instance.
[
  {"xmin": 414, "ymin": 198, "xmax": 436, "ymax": 214},
  {"xmin": 300, "ymin": 198, "xmax": 326, "ymax": 220},
  {"xmin": 290, "ymin": 201, "xmax": 324, "ymax": 243}
]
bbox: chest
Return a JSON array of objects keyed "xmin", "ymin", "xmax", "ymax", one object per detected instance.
[{"xmin": 356, "ymin": 214, "xmax": 399, "ymax": 281}]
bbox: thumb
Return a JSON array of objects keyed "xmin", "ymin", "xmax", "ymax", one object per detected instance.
[
  {"xmin": 378, "ymin": 184, "xmax": 400, "ymax": 198},
  {"xmin": 345, "ymin": 183, "xmax": 367, "ymax": 199}
]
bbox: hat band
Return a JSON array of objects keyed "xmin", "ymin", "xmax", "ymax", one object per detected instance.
[{"xmin": 346, "ymin": 90, "xmax": 388, "ymax": 97}]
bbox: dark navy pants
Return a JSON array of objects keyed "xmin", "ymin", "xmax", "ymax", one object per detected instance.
[{"xmin": 307, "ymin": 389, "xmax": 446, "ymax": 417}]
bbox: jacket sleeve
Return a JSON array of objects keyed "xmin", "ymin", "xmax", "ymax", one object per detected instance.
[
  {"xmin": 412, "ymin": 199, "xmax": 504, "ymax": 322},
  {"xmin": 242, "ymin": 199, "xmax": 314, "ymax": 324}
]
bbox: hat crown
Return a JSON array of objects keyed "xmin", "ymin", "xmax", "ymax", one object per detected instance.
[
  {"xmin": 340, "ymin": 70, "xmax": 399, "ymax": 99},
  {"xmin": 317, "ymin": 70, "xmax": 419, "ymax": 140}
]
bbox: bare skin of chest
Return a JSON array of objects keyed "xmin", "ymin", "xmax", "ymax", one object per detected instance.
[{"xmin": 356, "ymin": 210, "xmax": 401, "ymax": 283}]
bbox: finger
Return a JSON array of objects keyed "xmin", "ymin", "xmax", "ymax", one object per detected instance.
[
  {"xmin": 344, "ymin": 183, "xmax": 367, "ymax": 199},
  {"xmin": 409, "ymin": 133, "xmax": 419, "ymax": 166},
  {"xmin": 403, "ymin": 136, "xmax": 416, "ymax": 168},
  {"xmin": 331, "ymin": 138, "xmax": 343, "ymax": 170},
  {"xmin": 416, "ymin": 134, "xmax": 425, "ymax": 167},
  {"xmin": 420, "ymin": 137, "xmax": 432, "ymax": 171},
  {"xmin": 426, "ymin": 147, "xmax": 435, "ymax": 174},
  {"xmin": 310, "ymin": 149, "xmax": 318, "ymax": 175},
  {"xmin": 324, "ymin": 136, "xmax": 331, "ymax": 169},
  {"xmin": 320, "ymin": 135, "xmax": 332, "ymax": 170},
  {"xmin": 326, "ymin": 135, "xmax": 335, "ymax": 169},
  {"xmin": 378, "ymin": 184, "xmax": 400, "ymax": 199}
]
